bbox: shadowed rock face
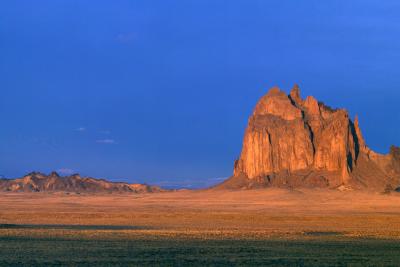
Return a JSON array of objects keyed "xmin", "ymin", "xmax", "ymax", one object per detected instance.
[
  {"xmin": 0, "ymin": 172, "xmax": 164, "ymax": 193},
  {"xmin": 220, "ymin": 85, "xmax": 400, "ymax": 191}
]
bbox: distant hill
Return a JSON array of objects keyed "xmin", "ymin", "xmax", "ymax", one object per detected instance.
[
  {"xmin": 215, "ymin": 85, "xmax": 400, "ymax": 191},
  {"xmin": 0, "ymin": 172, "xmax": 164, "ymax": 193}
]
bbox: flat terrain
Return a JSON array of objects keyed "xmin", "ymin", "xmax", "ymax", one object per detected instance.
[
  {"xmin": 3, "ymin": 236, "xmax": 400, "ymax": 266},
  {"xmin": 1, "ymin": 189, "xmax": 400, "ymax": 266}
]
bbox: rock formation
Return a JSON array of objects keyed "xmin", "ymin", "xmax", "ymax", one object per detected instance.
[
  {"xmin": 217, "ymin": 85, "xmax": 400, "ymax": 191},
  {"xmin": 0, "ymin": 172, "xmax": 164, "ymax": 193}
]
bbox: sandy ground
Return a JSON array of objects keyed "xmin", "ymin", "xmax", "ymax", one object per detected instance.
[{"xmin": 1, "ymin": 188, "xmax": 400, "ymax": 239}]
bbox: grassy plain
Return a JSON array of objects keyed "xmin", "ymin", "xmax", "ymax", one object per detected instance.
[{"xmin": 1, "ymin": 189, "xmax": 400, "ymax": 266}]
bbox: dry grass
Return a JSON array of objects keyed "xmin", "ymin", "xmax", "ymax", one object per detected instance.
[{"xmin": 1, "ymin": 188, "xmax": 400, "ymax": 239}]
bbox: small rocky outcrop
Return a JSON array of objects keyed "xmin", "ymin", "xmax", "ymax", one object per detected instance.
[{"xmin": 217, "ymin": 85, "xmax": 400, "ymax": 191}]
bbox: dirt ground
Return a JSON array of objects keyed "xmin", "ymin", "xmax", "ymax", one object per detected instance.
[{"xmin": 1, "ymin": 188, "xmax": 400, "ymax": 239}]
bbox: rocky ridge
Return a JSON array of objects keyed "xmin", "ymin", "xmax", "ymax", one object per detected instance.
[
  {"xmin": 0, "ymin": 172, "xmax": 164, "ymax": 193},
  {"xmin": 217, "ymin": 85, "xmax": 400, "ymax": 191}
]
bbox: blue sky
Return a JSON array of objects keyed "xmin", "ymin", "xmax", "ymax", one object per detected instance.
[{"xmin": 0, "ymin": 1, "xmax": 399, "ymax": 188}]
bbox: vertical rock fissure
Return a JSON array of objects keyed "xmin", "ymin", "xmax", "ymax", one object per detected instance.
[
  {"xmin": 349, "ymin": 120, "xmax": 360, "ymax": 162},
  {"xmin": 305, "ymin": 121, "xmax": 316, "ymax": 155}
]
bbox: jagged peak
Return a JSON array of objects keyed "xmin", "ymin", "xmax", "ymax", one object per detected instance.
[
  {"xmin": 305, "ymin": 95, "xmax": 318, "ymax": 103},
  {"xmin": 0, "ymin": 172, "xmax": 164, "ymax": 193},
  {"xmin": 266, "ymin": 86, "xmax": 285, "ymax": 96},
  {"xmin": 253, "ymin": 86, "xmax": 303, "ymax": 120},
  {"xmin": 289, "ymin": 84, "xmax": 303, "ymax": 104},
  {"xmin": 292, "ymin": 83, "xmax": 300, "ymax": 91},
  {"xmin": 26, "ymin": 171, "xmax": 46, "ymax": 177},
  {"xmin": 354, "ymin": 115, "xmax": 360, "ymax": 126},
  {"xmin": 50, "ymin": 171, "xmax": 60, "ymax": 177},
  {"xmin": 303, "ymin": 95, "xmax": 320, "ymax": 115}
]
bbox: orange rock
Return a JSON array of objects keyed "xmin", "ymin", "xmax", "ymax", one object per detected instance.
[
  {"xmin": 227, "ymin": 85, "xmax": 400, "ymax": 191},
  {"xmin": 253, "ymin": 87, "xmax": 303, "ymax": 120}
]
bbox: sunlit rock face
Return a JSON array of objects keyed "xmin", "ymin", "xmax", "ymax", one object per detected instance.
[{"xmin": 224, "ymin": 85, "xmax": 400, "ymax": 191}]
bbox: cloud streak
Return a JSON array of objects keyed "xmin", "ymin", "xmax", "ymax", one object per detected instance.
[{"xmin": 96, "ymin": 139, "xmax": 117, "ymax": 144}]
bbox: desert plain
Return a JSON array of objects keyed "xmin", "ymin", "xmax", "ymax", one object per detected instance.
[{"xmin": 2, "ymin": 189, "xmax": 400, "ymax": 266}]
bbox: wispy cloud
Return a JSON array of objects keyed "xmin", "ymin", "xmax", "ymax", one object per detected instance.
[
  {"xmin": 57, "ymin": 168, "xmax": 76, "ymax": 175},
  {"xmin": 76, "ymin": 127, "xmax": 86, "ymax": 132},
  {"xmin": 96, "ymin": 139, "xmax": 117, "ymax": 144}
]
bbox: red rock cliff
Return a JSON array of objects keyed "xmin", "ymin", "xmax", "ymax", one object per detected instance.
[{"xmin": 221, "ymin": 85, "xmax": 400, "ymax": 191}]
